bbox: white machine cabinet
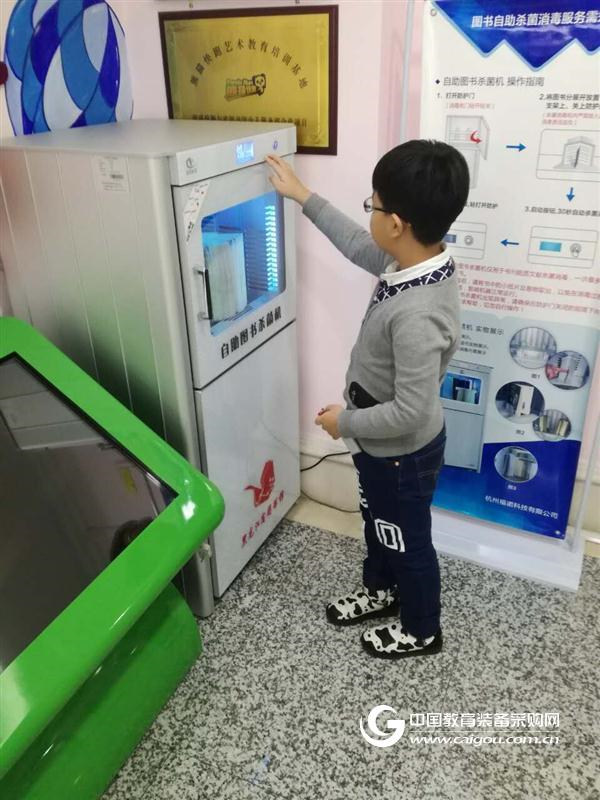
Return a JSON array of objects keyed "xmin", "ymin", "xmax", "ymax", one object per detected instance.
[{"xmin": 0, "ymin": 119, "xmax": 301, "ymax": 613}]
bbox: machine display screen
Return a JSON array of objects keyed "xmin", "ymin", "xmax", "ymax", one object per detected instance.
[
  {"xmin": 235, "ymin": 141, "xmax": 255, "ymax": 164},
  {"xmin": 0, "ymin": 356, "xmax": 176, "ymax": 672},
  {"xmin": 440, "ymin": 372, "xmax": 482, "ymax": 404},
  {"xmin": 444, "ymin": 233, "xmax": 457, "ymax": 243},
  {"xmin": 539, "ymin": 241, "xmax": 562, "ymax": 252}
]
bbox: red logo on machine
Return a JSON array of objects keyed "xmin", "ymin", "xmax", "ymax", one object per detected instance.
[
  {"xmin": 242, "ymin": 460, "xmax": 284, "ymax": 547},
  {"xmin": 245, "ymin": 460, "xmax": 275, "ymax": 507}
]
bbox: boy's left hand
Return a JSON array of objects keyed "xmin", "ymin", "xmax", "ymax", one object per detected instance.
[{"xmin": 315, "ymin": 404, "xmax": 344, "ymax": 440}]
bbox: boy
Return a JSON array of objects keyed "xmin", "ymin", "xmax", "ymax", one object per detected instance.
[{"xmin": 266, "ymin": 140, "xmax": 469, "ymax": 659}]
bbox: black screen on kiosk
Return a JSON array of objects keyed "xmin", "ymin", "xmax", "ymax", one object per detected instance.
[{"xmin": 0, "ymin": 356, "xmax": 175, "ymax": 672}]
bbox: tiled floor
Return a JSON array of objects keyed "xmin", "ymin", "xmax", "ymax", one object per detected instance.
[{"xmin": 103, "ymin": 520, "xmax": 599, "ymax": 800}]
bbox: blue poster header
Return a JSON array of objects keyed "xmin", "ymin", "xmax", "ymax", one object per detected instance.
[{"xmin": 433, "ymin": 0, "xmax": 600, "ymax": 68}]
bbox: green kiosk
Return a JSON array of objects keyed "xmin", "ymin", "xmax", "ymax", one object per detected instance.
[{"xmin": 0, "ymin": 317, "xmax": 225, "ymax": 799}]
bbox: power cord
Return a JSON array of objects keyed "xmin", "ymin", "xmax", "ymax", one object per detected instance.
[
  {"xmin": 300, "ymin": 450, "xmax": 351, "ymax": 472},
  {"xmin": 300, "ymin": 451, "xmax": 360, "ymax": 513}
]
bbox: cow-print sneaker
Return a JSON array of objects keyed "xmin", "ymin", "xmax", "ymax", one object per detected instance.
[
  {"xmin": 325, "ymin": 586, "xmax": 399, "ymax": 626},
  {"xmin": 361, "ymin": 623, "xmax": 443, "ymax": 659}
]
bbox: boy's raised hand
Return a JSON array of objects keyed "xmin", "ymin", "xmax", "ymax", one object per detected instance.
[{"xmin": 265, "ymin": 154, "xmax": 311, "ymax": 205}]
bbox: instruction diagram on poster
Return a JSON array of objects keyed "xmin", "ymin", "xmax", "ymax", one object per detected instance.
[{"xmin": 421, "ymin": 0, "xmax": 600, "ymax": 539}]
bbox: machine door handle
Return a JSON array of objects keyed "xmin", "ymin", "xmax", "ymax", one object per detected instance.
[{"xmin": 193, "ymin": 267, "xmax": 213, "ymax": 321}]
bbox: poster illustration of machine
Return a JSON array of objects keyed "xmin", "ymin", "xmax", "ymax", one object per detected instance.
[{"xmin": 421, "ymin": 1, "xmax": 600, "ymax": 538}]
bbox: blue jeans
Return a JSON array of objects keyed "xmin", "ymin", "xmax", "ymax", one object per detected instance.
[{"xmin": 352, "ymin": 427, "xmax": 445, "ymax": 639}]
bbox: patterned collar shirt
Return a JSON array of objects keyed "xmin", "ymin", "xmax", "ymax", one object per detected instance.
[{"xmin": 373, "ymin": 244, "xmax": 455, "ymax": 305}]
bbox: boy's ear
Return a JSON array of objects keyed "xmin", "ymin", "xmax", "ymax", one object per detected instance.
[{"xmin": 389, "ymin": 212, "xmax": 410, "ymax": 238}]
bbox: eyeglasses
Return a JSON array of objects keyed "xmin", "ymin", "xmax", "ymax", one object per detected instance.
[
  {"xmin": 363, "ymin": 196, "xmax": 389, "ymax": 214},
  {"xmin": 363, "ymin": 197, "xmax": 410, "ymax": 226}
]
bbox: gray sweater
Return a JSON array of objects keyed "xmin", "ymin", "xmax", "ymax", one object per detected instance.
[{"xmin": 302, "ymin": 193, "xmax": 461, "ymax": 457}]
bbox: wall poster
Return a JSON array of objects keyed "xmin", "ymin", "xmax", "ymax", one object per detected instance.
[{"xmin": 422, "ymin": 0, "xmax": 600, "ymax": 538}]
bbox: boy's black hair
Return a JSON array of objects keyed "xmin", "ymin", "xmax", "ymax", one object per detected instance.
[{"xmin": 372, "ymin": 140, "xmax": 470, "ymax": 245}]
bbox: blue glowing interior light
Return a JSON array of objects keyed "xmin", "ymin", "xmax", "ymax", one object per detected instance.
[{"xmin": 265, "ymin": 205, "xmax": 279, "ymax": 292}]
